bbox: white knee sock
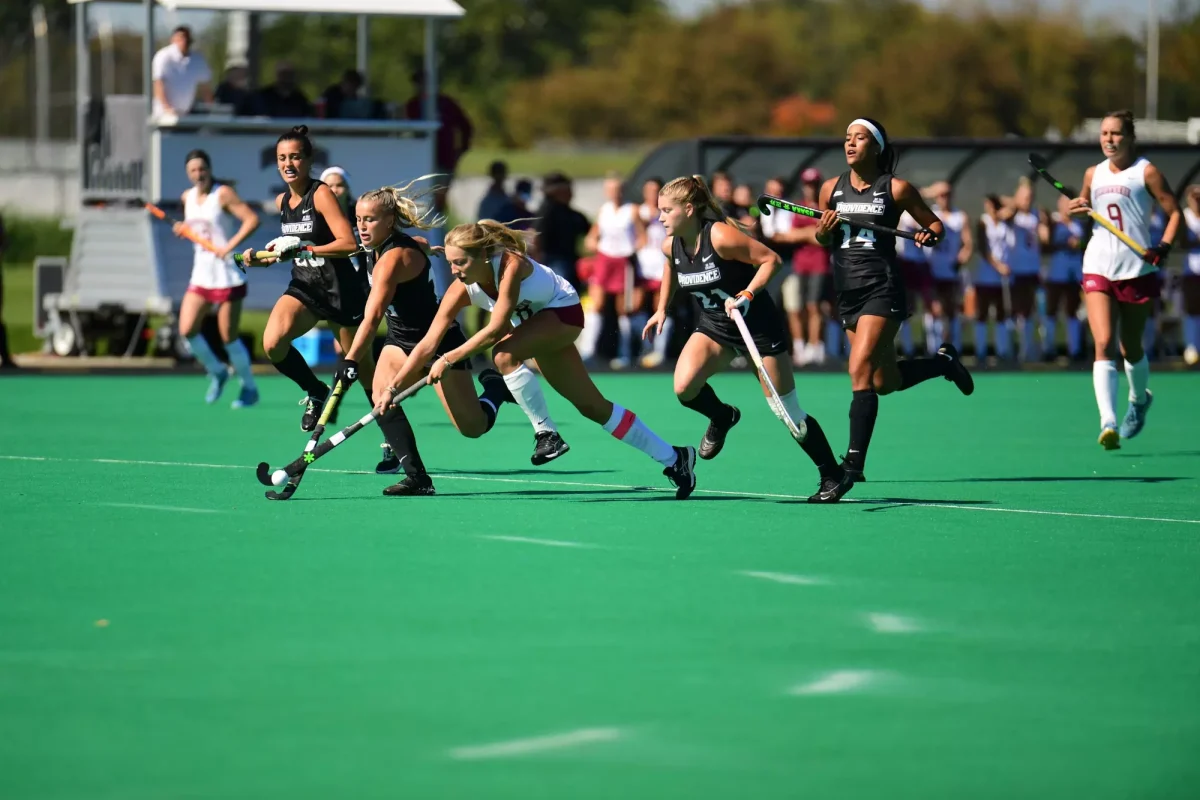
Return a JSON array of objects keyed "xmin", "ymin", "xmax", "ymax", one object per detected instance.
[
  {"xmin": 1093, "ymin": 360, "xmax": 1118, "ymax": 426},
  {"xmin": 578, "ymin": 311, "xmax": 602, "ymax": 359},
  {"xmin": 187, "ymin": 334, "xmax": 224, "ymax": 377},
  {"xmin": 617, "ymin": 315, "xmax": 632, "ymax": 362},
  {"xmin": 602, "ymin": 404, "xmax": 676, "ymax": 466},
  {"xmin": 654, "ymin": 317, "xmax": 674, "ymax": 358},
  {"xmin": 1124, "ymin": 355, "xmax": 1149, "ymax": 404},
  {"xmin": 502, "ymin": 364, "xmax": 557, "ymax": 434},
  {"xmin": 225, "ymin": 338, "xmax": 256, "ymax": 389}
]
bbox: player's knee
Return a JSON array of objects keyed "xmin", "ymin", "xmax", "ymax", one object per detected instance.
[
  {"xmin": 575, "ymin": 397, "xmax": 611, "ymax": 424},
  {"xmin": 262, "ymin": 330, "xmax": 288, "ymax": 360},
  {"xmin": 847, "ymin": 355, "xmax": 873, "ymax": 387},
  {"xmin": 673, "ymin": 374, "xmax": 701, "ymax": 402},
  {"xmin": 491, "ymin": 348, "xmax": 518, "ymax": 374},
  {"xmin": 1092, "ymin": 332, "xmax": 1115, "ymax": 358}
]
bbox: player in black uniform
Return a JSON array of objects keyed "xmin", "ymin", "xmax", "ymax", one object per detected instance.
[
  {"xmin": 810, "ymin": 118, "xmax": 974, "ymax": 502},
  {"xmin": 341, "ymin": 184, "xmax": 515, "ymax": 496},
  {"xmin": 646, "ymin": 175, "xmax": 846, "ymax": 498},
  {"xmin": 241, "ymin": 125, "xmax": 374, "ymax": 439}
]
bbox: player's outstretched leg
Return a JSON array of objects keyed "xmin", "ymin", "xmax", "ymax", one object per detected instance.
[
  {"xmin": 371, "ymin": 344, "xmax": 433, "ymax": 495},
  {"xmin": 263, "ymin": 295, "xmax": 333, "ymax": 431},
  {"xmin": 498, "ymin": 361, "xmax": 570, "ymax": 465},
  {"xmin": 673, "ymin": 332, "xmax": 740, "ymax": 460}
]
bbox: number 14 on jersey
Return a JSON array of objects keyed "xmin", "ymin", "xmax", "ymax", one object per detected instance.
[{"xmin": 840, "ymin": 223, "xmax": 876, "ymax": 249}]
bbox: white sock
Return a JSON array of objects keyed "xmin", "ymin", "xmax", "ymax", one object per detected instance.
[
  {"xmin": 502, "ymin": 364, "xmax": 557, "ymax": 434},
  {"xmin": 654, "ymin": 317, "xmax": 674, "ymax": 358},
  {"xmin": 792, "ymin": 338, "xmax": 804, "ymax": 357},
  {"xmin": 1044, "ymin": 318, "xmax": 1057, "ymax": 356},
  {"xmin": 1067, "ymin": 317, "xmax": 1082, "ymax": 357},
  {"xmin": 899, "ymin": 322, "xmax": 914, "ymax": 356},
  {"xmin": 187, "ymin": 334, "xmax": 224, "ymax": 377},
  {"xmin": 1093, "ymin": 360, "xmax": 1118, "ymax": 426},
  {"xmin": 975, "ymin": 321, "xmax": 990, "ymax": 356},
  {"xmin": 225, "ymin": 338, "xmax": 256, "ymax": 389},
  {"xmin": 1124, "ymin": 355, "xmax": 1149, "ymax": 404},
  {"xmin": 602, "ymin": 403, "xmax": 676, "ymax": 466},
  {"xmin": 578, "ymin": 311, "xmax": 602, "ymax": 359},
  {"xmin": 923, "ymin": 313, "xmax": 937, "ymax": 354},
  {"xmin": 950, "ymin": 317, "xmax": 962, "ymax": 352},
  {"xmin": 617, "ymin": 315, "xmax": 632, "ymax": 362}
]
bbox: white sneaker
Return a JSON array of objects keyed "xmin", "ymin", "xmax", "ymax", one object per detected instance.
[
  {"xmin": 807, "ymin": 342, "xmax": 826, "ymax": 364},
  {"xmin": 640, "ymin": 351, "xmax": 664, "ymax": 368},
  {"xmin": 1185, "ymin": 345, "xmax": 1199, "ymax": 366}
]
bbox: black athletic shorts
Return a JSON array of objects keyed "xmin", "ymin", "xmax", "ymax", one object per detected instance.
[
  {"xmin": 694, "ymin": 309, "xmax": 789, "ymax": 357},
  {"xmin": 382, "ymin": 319, "xmax": 470, "ymax": 371},
  {"xmin": 285, "ymin": 279, "xmax": 367, "ymax": 329},
  {"xmin": 837, "ymin": 277, "xmax": 909, "ymax": 330}
]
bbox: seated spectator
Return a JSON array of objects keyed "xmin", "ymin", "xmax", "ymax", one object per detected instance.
[
  {"xmin": 214, "ymin": 61, "xmax": 254, "ymax": 115},
  {"xmin": 319, "ymin": 69, "xmax": 383, "ymax": 119},
  {"xmin": 256, "ymin": 62, "xmax": 314, "ymax": 118}
]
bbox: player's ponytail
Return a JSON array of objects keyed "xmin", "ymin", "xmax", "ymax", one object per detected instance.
[
  {"xmin": 359, "ymin": 174, "xmax": 446, "ymax": 233},
  {"xmin": 446, "ymin": 219, "xmax": 532, "ymax": 257},
  {"xmin": 659, "ymin": 174, "xmax": 750, "ymax": 233},
  {"xmin": 276, "ymin": 124, "xmax": 313, "ymax": 157}
]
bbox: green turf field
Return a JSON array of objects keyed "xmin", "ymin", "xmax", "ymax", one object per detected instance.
[{"xmin": 2, "ymin": 372, "xmax": 1198, "ymax": 799}]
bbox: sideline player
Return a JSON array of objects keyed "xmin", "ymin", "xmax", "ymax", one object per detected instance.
[{"xmin": 1068, "ymin": 110, "xmax": 1181, "ymax": 448}]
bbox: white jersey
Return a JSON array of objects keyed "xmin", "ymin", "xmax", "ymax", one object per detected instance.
[
  {"xmin": 975, "ymin": 214, "xmax": 1010, "ymax": 287},
  {"xmin": 466, "ymin": 251, "xmax": 579, "ymax": 327},
  {"xmin": 596, "ymin": 202, "xmax": 638, "ymax": 258},
  {"xmin": 895, "ymin": 212, "xmax": 927, "ymax": 264},
  {"xmin": 1185, "ymin": 207, "xmax": 1200, "ymax": 277},
  {"xmin": 1008, "ymin": 210, "xmax": 1041, "ymax": 276},
  {"xmin": 636, "ymin": 204, "xmax": 667, "ymax": 281},
  {"xmin": 183, "ymin": 185, "xmax": 242, "ymax": 290},
  {"xmin": 929, "ymin": 207, "xmax": 965, "ymax": 281},
  {"xmin": 1047, "ymin": 216, "xmax": 1085, "ymax": 284},
  {"xmin": 1083, "ymin": 157, "xmax": 1154, "ymax": 280}
]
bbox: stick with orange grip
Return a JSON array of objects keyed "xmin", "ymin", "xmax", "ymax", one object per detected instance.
[{"xmin": 144, "ymin": 203, "xmax": 245, "ymax": 274}]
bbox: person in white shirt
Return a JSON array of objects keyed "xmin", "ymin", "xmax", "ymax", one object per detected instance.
[{"xmin": 152, "ymin": 26, "xmax": 213, "ymax": 120}]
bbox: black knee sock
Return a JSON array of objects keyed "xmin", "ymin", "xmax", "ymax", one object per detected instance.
[
  {"xmin": 378, "ymin": 406, "xmax": 426, "ymax": 476},
  {"xmin": 798, "ymin": 414, "xmax": 841, "ymax": 479},
  {"xmin": 845, "ymin": 389, "xmax": 879, "ymax": 472},
  {"xmin": 477, "ymin": 378, "xmax": 510, "ymax": 434},
  {"xmin": 272, "ymin": 345, "xmax": 327, "ymax": 396},
  {"xmin": 679, "ymin": 383, "xmax": 733, "ymax": 423},
  {"xmin": 897, "ymin": 357, "xmax": 944, "ymax": 391}
]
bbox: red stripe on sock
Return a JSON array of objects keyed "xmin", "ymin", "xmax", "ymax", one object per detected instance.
[{"xmin": 612, "ymin": 409, "xmax": 636, "ymax": 440}]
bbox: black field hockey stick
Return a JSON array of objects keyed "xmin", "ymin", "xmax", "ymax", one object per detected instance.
[
  {"xmin": 756, "ymin": 194, "xmax": 927, "ymax": 242},
  {"xmin": 256, "ymin": 379, "xmax": 427, "ymax": 496},
  {"xmin": 256, "ymin": 378, "xmax": 350, "ymax": 500},
  {"xmin": 1027, "ymin": 153, "xmax": 1147, "ymax": 257}
]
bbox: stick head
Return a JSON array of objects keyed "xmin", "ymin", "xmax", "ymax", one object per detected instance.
[{"xmin": 756, "ymin": 196, "xmax": 773, "ymax": 216}]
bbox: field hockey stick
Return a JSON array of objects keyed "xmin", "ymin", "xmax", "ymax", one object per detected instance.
[
  {"xmin": 144, "ymin": 203, "xmax": 243, "ymax": 273},
  {"xmin": 728, "ymin": 308, "xmax": 807, "ymax": 444},
  {"xmin": 1027, "ymin": 154, "xmax": 1147, "ymax": 257},
  {"xmin": 233, "ymin": 245, "xmax": 373, "ymax": 271},
  {"xmin": 256, "ymin": 379, "xmax": 427, "ymax": 492},
  {"xmin": 756, "ymin": 194, "xmax": 924, "ymax": 242},
  {"xmin": 256, "ymin": 378, "xmax": 350, "ymax": 500}
]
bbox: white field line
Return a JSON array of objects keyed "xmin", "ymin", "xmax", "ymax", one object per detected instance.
[{"xmin": 449, "ymin": 727, "xmax": 622, "ymax": 760}]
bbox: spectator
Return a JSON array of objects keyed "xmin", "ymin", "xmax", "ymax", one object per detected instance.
[
  {"xmin": 213, "ymin": 62, "xmax": 253, "ymax": 115},
  {"xmin": 151, "ymin": 25, "xmax": 213, "ymax": 120},
  {"xmin": 404, "ymin": 68, "xmax": 473, "ymax": 190},
  {"xmin": 773, "ymin": 168, "xmax": 831, "ymax": 365},
  {"xmin": 535, "ymin": 172, "xmax": 590, "ymax": 289},
  {"xmin": 733, "ymin": 183, "xmax": 760, "ymax": 237},
  {"xmin": 477, "ymin": 160, "xmax": 519, "ymax": 223},
  {"xmin": 0, "ymin": 211, "xmax": 14, "ymax": 368},
  {"xmin": 320, "ymin": 69, "xmax": 381, "ymax": 119},
  {"xmin": 511, "ymin": 178, "xmax": 535, "ymax": 230},
  {"xmin": 256, "ymin": 62, "xmax": 314, "ymax": 118}
]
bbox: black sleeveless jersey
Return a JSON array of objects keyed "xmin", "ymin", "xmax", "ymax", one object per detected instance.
[
  {"xmin": 362, "ymin": 232, "xmax": 438, "ymax": 340},
  {"xmin": 279, "ymin": 178, "xmax": 365, "ymax": 305},
  {"xmin": 829, "ymin": 171, "xmax": 902, "ymax": 290},
  {"xmin": 671, "ymin": 220, "xmax": 787, "ymax": 346}
]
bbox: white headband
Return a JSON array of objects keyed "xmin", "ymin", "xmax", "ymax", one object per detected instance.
[
  {"xmin": 320, "ymin": 166, "xmax": 348, "ymax": 183},
  {"xmin": 848, "ymin": 119, "xmax": 885, "ymax": 151}
]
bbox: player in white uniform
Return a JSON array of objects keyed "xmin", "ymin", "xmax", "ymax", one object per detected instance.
[
  {"xmin": 378, "ymin": 219, "xmax": 698, "ymax": 499},
  {"xmin": 1182, "ymin": 185, "xmax": 1200, "ymax": 365},
  {"xmin": 1068, "ymin": 111, "xmax": 1181, "ymax": 449},
  {"xmin": 1039, "ymin": 194, "xmax": 1086, "ymax": 361},
  {"xmin": 926, "ymin": 181, "xmax": 972, "ymax": 356},
  {"xmin": 973, "ymin": 195, "xmax": 1013, "ymax": 360},
  {"xmin": 1005, "ymin": 179, "xmax": 1044, "ymax": 361},
  {"xmin": 894, "ymin": 211, "xmax": 928, "ymax": 356},
  {"xmin": 636, "ymin": 176, "xmax": 672, "ymax": 367},
  {"xmin": 174, "ymin": 149, "xmax": 260, "ymax": 407},
  {"xmin": 580, "ymin": 174, "xmax": 646, "ymax": 367}
]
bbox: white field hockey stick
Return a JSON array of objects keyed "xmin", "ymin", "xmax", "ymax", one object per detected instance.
[{"xmin": 729, "ymin": 308, "xmax": 807, "ymax": 443}]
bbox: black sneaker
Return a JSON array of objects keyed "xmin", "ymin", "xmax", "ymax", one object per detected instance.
[
  {"xmin": 663, "ymin": 445, "xmax": 697, "ymax": 499},
  {"xmin": 299, "ymin": 388, "xmax": 337, "ymax": 432},
  {"xmin": 531, "ymin": 430, "xmax": 570, "ymax": 465},
  {"xmin": 382, "ymin": 472, "xmax": 435, "ymax": 496},
  {"xmin": 841, "ymin": 461, "xmax": 867, "ymax": 483},
  {"xmin": 478, "ymin": 367, "xmax": 515, "ymax": 403},
  {"xmin": 937, "ymin": 343, "xmax": 974, "ymax": 396},
  {"xmin": 808, "ymin": 467, "xmax": 854, "ymax": 503},
  {"xmin": 699, "ymin": 406, "xmax": 741, "ymax": 460},
  {"xmin": 376, "ymin": 443, "xmax": 402, "ymax": 475}
]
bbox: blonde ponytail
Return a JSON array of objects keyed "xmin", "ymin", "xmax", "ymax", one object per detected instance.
[
  {"xmin": 660, "ymin": 174, "xmax": 749, "ymax": 233},
  {"xmin": 358, "ymin": 173, "xmax": 446, "ymax": 232},
  {"xmin": 445, "ymin": 219, "xmax": 533, "ymax": 257}
]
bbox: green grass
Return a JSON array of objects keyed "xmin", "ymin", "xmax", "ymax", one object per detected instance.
[
  {"xmin": 456, "ymin": 146, "xmax": 650, "ymax": 179},
  {"xmin": 2, "ymin": 372, "xmax": 1199, "ymax": 798}
]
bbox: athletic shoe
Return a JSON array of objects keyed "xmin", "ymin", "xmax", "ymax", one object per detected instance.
[
  {"xmin": 231, "ymin": 386, "xmax": 259, "ymax": 409},
  {"xmin": 639, "ymin": 352, "xmax": 664, "ymax": 369},
  {"xmin": 937, "ymin": 343, "xmax": 974, "ymax": 396},
  {"xmin": 699, "ymin": 406, "xmax": 741, "ymax": 460},
  {"xmin": 610, "ymin": 357, "xmax": 632, "ymax": 370},
  {"xmin": 299, "ymin": 388, "xmax": 337, "ymax": 432},
  {"xmin": 382, "ymin": 472, "xmax": 435, "ymax": 496},
  {"xmin": 808, "ymin": 467, "xmax": 855, "ymax": 503},
  {"xmin": 1119, "ymin": 390, "xmax": 1153, "ymax": 440},
  {"xmin": 477, "ymin": 367, "xmax": 514, "ymax": 404},
  {"xmin": 841, "ymin": 463, "xmax": 867, "ymax": 483},
  {"xmin": 531, "ymin": 430, "xmax": 570, "ymax": 465},
  {"xmin": 205, "ymin": 370, "xmax": 230, "ymax": 404},
  {"xmin": 663, "ymin": 445, "xmax": 697, "ymax": 499},
  {"xmin": 376, "ymin": 442, "xmax": 402, "ymax": 475},
  {"xmin": 1098, "ymin": 423, "xmax": 1121, "ymax": 451},
  {"xmin": 1184, "ymin": 345, "xmax": 1199, "ymax": 366}
]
